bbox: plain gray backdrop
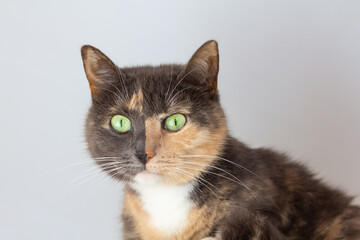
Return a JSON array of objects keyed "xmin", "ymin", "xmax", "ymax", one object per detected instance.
[{"xmin": 1, "ymin": 1, "xmax": 359, "ymax": 239}]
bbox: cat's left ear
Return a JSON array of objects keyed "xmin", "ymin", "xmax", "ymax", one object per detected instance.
[
  {"xmin": 181, "ymin": 40, "xmax": 219, "ymax": 96},
  {"xmin": 81, "ymin": 45, "xmax": 122, "ymax": 100}
]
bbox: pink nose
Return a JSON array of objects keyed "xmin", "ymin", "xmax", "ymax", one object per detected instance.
[{"xmin": 146, "ymin": 150, "xmax": 155, "ymax": 162}]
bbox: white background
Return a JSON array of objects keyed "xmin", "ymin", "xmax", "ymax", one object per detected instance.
[{"xmin": 1, "ymin": 1, "xmax": 359, "ymax": 239}]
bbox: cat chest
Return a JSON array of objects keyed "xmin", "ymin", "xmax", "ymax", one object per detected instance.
[{"xmin": 124, "ymin": 184, "xmax": 214, "ymax": 240}]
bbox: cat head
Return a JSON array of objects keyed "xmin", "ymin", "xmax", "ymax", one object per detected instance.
[{"xmin": 81, "ymin": 40, "xmax": 228, "ymax": 185}]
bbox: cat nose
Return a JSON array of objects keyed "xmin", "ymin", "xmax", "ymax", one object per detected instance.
[
  {"xmin": 136, "ymin": 151, "xmax": 156, "ymax": 164},
  {"xmin": 146, "ymin": 150, "xmax": 155, "ymax": 162}
]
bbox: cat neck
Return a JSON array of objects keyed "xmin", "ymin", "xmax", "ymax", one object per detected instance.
[{"xmin": 128, "ymin": 174, "xmax": 196, "ymax": 235}]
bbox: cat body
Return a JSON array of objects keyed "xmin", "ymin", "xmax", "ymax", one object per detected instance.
[
  {"xmin": 122, "ymin": 137, "xmax": 360, "ymax": 240},
  {"xmin": 81, "ymin": 41, "xmax": 360, "ymax": 239}
]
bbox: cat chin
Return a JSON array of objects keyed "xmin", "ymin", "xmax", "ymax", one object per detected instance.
[{"xmin": 133, "ymin": 170, "xmax": 162, "ymax": 185}]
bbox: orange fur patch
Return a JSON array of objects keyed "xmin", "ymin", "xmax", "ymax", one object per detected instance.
[
  {"xmin": 314, "ymin": 215, "xmax": 343, "ymax": 240},
  {"xmin": 127, "ymin": 89, "xmax": 144, "ymax": 112},
  {"xmin": 145, "ymin": 112, "xmax": 227, "ymax": 185},
  {"xmin": 124, "ymin": 93, "xmax": 227, "ymax": 239}
]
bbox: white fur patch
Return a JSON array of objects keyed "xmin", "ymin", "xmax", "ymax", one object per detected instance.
[{"xmin": 131, "ymin": 171, "xmax": 195, "ymax": 235}]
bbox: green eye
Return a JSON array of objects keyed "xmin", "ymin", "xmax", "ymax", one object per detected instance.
[
  {"xmin": 110, "ymin": 115, "xmax": 131, "ymax": 133},
  {"xmin": 164, "ymin": 114, "xmax": 186, "ymax": 132}
]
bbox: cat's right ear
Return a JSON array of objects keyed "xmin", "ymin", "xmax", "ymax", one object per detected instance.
[{"xmin": 81, "ymin": 45, "xmax": 121, "ymax": 100}]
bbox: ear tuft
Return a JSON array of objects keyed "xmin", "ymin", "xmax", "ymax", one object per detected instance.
[{"xmin": 81, "ymin": 45, "xmax": 119, "ymax": 99}]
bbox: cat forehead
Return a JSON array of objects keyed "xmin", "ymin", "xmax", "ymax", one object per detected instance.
[
  {"xmin": 119, "ymin": 65, "xmax": 185, "ymax": 98},
  {"xmin": 121, "ymin": 64, "xmax": 184, "ymax": 86},
  {"xmin": 110, "ymin": 68, "xmax": 192, "ymax": 115},
  {"xmin": 109, "ymin": 88, "xmax": 192, "ymax": 116},
  {"xmin": 126, "ymin": 89, "xmax": 144, "ymax": 112},
  {"xmin": 122, "ymin": 64, "xmax": 183, "ymax": 76}
]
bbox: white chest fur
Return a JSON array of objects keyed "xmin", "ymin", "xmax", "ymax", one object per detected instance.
[{"xmin": 131, "ymin": 173, "xmax": 195, "ymax": 235}]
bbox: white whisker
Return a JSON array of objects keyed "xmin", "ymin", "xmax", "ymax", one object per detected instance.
[
  {"xmin": 165, "ymin": 65, "xmax": 174, "ymax": 100},
  {"xmin": 84, "ymin": 166, "xmax": 125, "ymax": 197},
  {"xmin": 91, "ymin": 86, "xmax": 123, "ymax": 100},
  {"xmin": 166, "ymin": 66, "xmax": 200, "ymax": 102},
  {"xmin": 170, "ymin": 167, "xmax": 220, "ymax": 200},
  {"xmin": 168, "ymin": 87, "xmax": 192, "ymax": 106},
  {"xmin": 51, "ymin": 164, "xmax": 128, "ymax": 199},
  {"xmin": 179, "ymin": 155, "xmax": 263, "ymax": 181},
  {"xmin": 164, "ymin": 159, "xmax": 258, "ymax": 198},
  {"xmin": 114, "ymin": 66, "xmax": 129, "ymax": 100}
]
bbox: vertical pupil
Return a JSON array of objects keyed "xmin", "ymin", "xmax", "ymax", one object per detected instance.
[
  {"xmin": 120, "ymin": 119, "xmax": 123, "ymax": 127},
  {"xmin": 174, "ymin": 118, "xmax": 177, "ymax": 126}
]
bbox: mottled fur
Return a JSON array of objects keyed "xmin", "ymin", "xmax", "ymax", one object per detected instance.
[{"xmin": 81, "ymin": 41, "xmax": 360, "ymax": 240}]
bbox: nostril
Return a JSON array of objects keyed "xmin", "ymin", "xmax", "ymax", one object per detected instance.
[{"xmin": 136, "ymin": 153, "xmax": 147, "ymax": 164}]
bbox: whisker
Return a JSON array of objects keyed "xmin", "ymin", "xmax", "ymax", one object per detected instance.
[
  {"xmin": 166, "ymin": 66, "xmax": 200, "ymax": 102},
  {"xmin": 165, "ymin": 65, "xmax": 174, "ymax": 100},
  {"xmin": 173, "ymin": 166, "xmax": 218, "ymax": 190},
  {"xmin": 169, "ymin": 167, "xmax": 220, "ymax": 200},
  {"xmin": 84, "ymin": 166, "xmax": 125, "ymax": 197},
  {"xmin": 163, "ymin": 159, "xmax": 258, "ymax": 198},
  {"xmin": 168, "ymin": 168, "xmax": 203, "ymax": 192},
  {"xmin": 56, "ymin": 159, "xmax": 127, "ymax": 171},
  {"xmin": 162, "ymin": 166, "xmax": 196, "ymax": 187},
  {"xmin": 160, "ymin": 163, "xmax": 219, "ymax": 190},
  {"xmin": 168, "ymin": 87, "xmax": 192, "ymax": 106},
  {"xmin": 91, "ymin": 86, "xmax": 123, "ymax": 100},
  {"xmin": 37, "ymin": 159, "xmax": 126, "ymax": 177},
  {"xmin": 51, "ymin": 163, "xmax": 135, "ymax": 199},
  {"xmin": 106, "ymin": 76, "xmax": 126, "ymax": 103},
  {"xmin": 179, "ymin": 155, "xmax": 263, "ymax": 181},
  {"xmin": 51, "ymin": 168, "xmax": 105, "ymax": 199},
  {"xmin": 114, "ymin": 66, "xmax": 129, "ymax": 100}
]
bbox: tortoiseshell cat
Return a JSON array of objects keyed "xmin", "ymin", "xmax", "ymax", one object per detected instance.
[{"xmin": 81, "ymin": 40, "xmax": 360, "ymax": 240}]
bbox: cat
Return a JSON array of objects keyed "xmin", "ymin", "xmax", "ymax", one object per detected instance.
[{"xmin": 81, "ymin": 40, "xmax": 360, "ymax": 240}]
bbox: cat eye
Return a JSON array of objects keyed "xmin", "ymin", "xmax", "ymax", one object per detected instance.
[
  {"xmin": 164, "ymin": 113, "xmax": 186, "ymax": 132},
  {"xmin": 110, "ymin": 115, "xmax": 131, "ymax": 133}
]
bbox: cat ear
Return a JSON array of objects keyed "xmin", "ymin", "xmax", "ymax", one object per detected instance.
[
  {"xmin": 81, "ymin": 45, "xmax": 121, "ymax": 100},
  {"xmin": 181, "ymin": 40, "xmax": 219, "ymax": 96}
]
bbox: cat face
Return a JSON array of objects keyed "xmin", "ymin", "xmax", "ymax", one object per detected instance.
[{"xmin": 82, "ymin": 41, "xmax": 227, "ymax": 185}]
